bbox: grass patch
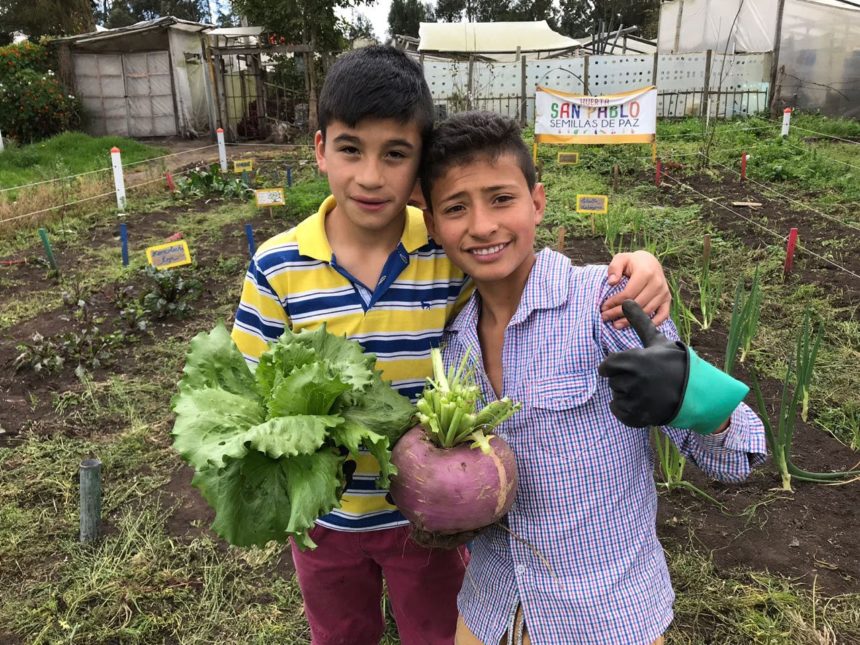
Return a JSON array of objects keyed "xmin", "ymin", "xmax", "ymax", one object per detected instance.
[
  {"xmin": 0, "ymin": 132, "xmax": 166, "ymax": 191},
  {"xmin": 667, "ymin": 542, "xmax": 860, "ymax": 643}
]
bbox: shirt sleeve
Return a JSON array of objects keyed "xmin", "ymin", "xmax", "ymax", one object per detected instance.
[
  {"xmin": 231, "ymin": 255, "xmax": 290, "ymax": 365},
  {"xmin": 596, "ymin": 275, "xmax": 768, "ymax": 484}
]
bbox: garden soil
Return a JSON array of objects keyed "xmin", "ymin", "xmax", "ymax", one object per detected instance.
[{"xmin": 2, "ymin": 184, "xmax": 858, "ymax": 603}]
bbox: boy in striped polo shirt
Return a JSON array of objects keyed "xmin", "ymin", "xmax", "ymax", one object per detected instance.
[
  {"xmin": 420, "ymin": 111, "xmax": 766, "ymax": 644},
  {"xmin": 231, "ymin": 47, "xmax": 672, "ymax": 645}
]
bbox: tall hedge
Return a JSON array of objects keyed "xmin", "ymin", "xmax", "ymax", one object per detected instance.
[{"xmin": 0, "ymin": 41, "xmax": 81, "ymax": 143}]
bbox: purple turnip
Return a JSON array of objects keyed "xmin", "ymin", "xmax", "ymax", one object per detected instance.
[{"xmin": 389, "ymin": 424, "xmax": 518, "ymax": 534}]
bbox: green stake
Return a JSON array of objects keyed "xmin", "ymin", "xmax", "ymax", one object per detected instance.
[{"xmin": 38, "ymin": 228, "xmax": 58, "ymax": 271}]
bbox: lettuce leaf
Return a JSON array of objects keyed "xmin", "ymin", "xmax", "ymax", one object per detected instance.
[{"xmin": 172, "ymin": 323, "xmax": 415, "ymax": 549}]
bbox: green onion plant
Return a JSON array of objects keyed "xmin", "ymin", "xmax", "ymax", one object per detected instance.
[
  {"xmin": 748, "ymin": 311, "xmax": 860, "ymax": 491},
  {"xmin": 653, "ymin": 428, "xmax": 724, "ymax": 507},
  {"xmin": 724, "ymin": 268, "xmax": 762, "ymax": 376},
  {"xmin": 669, "ymin": 274, "xmax": 695, "ymax": 346},
  {"xmin": 694, "ymin": 239, "xmax": 721, "ymax": 331}
]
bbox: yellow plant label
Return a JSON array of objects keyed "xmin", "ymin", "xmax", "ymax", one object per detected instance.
[
  {"xmin": 575, "ymin": 194, "xmax": 608, "ymax": 214},
  {"xmin": 146, "ymin": 240, "xmax": 192, "ymax": 270}
]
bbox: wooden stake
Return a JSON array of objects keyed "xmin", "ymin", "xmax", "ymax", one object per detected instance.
[
  {"xmin": 740, "ymin": 151, "xmax": 748, "ymax": 182},
  {"xmin": 612, "ymin": 164, "xmax": 620, "ymax": 191},
  {"xmin": 655, "ymin": 158, "xmax": 662, "ymax": 186},
  {"xmin": 120, "ymin": 223, "xmax": 129, "ymax": 267},
  {"xmin": 784, "ymin": 227, "xmax": 798, "ymax": 275},
  {"xmin": 703, "ymin": 233, "xmax": 711, "ymax": 267},
  {"xmin": 80, "ymin": 458, "xmax": 102, "ymax": 543},
  {"xmin": 591, "ymin": 213, "xmax": 596, "ymax": 235},
  {"xmin": 38, "ymin": 228, "xmax": 58, "ymax": 271},
  {"xmin": 245, "ymin": 224, "xmax": 256, "ymax": 256},
  {"xmin": 556, "ymin": 226, "xmax": 566, "ymax": 252}
]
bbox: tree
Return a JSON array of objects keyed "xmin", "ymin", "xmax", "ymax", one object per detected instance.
[
  {"xmin": 0, "ymin": 0, "xmax": 96, "ymax": 41},
  {"xmin": 345, "ymin": 12, "xmax": 375, "ymax": 42},
  {"xmin": 557, "ymin": 0, "xmax": 660, "ymax": 40},
  {"xmin": 232, "ymin": 0, "xmax": 373, "ymax": 130},
  {"xmin": 388, "ymin": 0, "xmax": 432, "ymax": 38},
  {"xmin": 106, "ymin": 2, "xmax": 138, "ymax": 27}
]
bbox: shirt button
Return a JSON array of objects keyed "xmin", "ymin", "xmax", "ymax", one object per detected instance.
[{"xmin": 516, "ymin": 564, "xmax": 526, "ymax": 575}]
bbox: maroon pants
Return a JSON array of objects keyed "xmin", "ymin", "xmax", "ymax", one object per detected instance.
[{"xmin": 291, "ymin": 524, "xmax": 467, "ymax": 645}]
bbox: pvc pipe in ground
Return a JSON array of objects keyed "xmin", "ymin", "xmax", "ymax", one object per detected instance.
[
  {"xmin": 217, "ymin": 128, "xmax": 227, "ymax": 172},
  {"xmin": 80, "ymin": 458, "xmax": 102, "ymax": 543},
  {"xmin": 781, "ymin": 108, "xmax": 792, "ymax": 138},
  {"xmin": 0, "ymin": 128, "xmax": 4, "ymax": 152},
  {"xmin": 111, "ymin": 147, "xmax": 126, "ymax": 211}
]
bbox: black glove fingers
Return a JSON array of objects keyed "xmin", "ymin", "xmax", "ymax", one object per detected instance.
[{"xmin": 622, "ymin": 300, "xmax": 667, "ymax": 348}]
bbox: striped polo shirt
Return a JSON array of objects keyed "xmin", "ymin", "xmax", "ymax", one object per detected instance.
[{"xmin": 231, "ymin": 195, "xmax": 472, "ymax": 531}]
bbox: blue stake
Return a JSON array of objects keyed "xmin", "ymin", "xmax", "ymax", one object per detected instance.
[
  {"xmin": 120, "ymin": 223, "xmax": 129, "ymax": 266},
  {"xmin": 245, "ymin": 224, "xmax": 256, "ymax": 257},
  {"xmin": 286, "ymin": 166, "xmax": 293, "ymax": 187}
]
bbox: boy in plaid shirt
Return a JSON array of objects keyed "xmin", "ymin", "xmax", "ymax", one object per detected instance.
[{"xmin": 418, "ymin": 111, "xmax": 767, "ymax": 645}]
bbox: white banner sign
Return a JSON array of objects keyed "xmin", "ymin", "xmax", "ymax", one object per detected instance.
[{"xmin": 535, "ymin": 86, "xmax": 657, "ymax": 144}]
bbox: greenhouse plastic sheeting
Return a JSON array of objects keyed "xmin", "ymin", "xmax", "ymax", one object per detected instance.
[
  {"xmin": 657, "ymin": 0, "xmax": 860, "ymax": 116},
  {"xmin": 779, "ymin": 0, "xmax": 860, "ymax": 117},
  {"xmin": 418, "ymin": 21, "xmax": 581, "ymax": 54}
]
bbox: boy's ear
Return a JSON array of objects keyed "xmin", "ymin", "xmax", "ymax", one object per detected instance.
[
  {"xmin": 314, "ymin": 131, "xmax": 327, "ymax": 174},
  {"xmin": 532, "ymin": 183, "xmax": 546, "ymax": 226},
  {"xmin": 423, "ymin": 210, "xmax": 440, "ymax": 243}
]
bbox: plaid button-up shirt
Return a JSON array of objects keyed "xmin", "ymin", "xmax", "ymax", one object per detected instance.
[{"xmin": 443, "ymin": 250, "xmax": 767, "ymax": 645}]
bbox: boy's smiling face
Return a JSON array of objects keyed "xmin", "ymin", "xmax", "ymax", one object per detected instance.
[
  {"xmin": 425, "ymin": 152, "xmax": 545, "ymax": 288},
  {"xmin": 315, "ymin": 117, "xmax": 422, "ymax": 237}
]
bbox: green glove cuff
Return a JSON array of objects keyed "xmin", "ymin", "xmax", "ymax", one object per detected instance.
[{"xmin": 669, "ymin": 347, "xmax": 749, "ymax": 435}]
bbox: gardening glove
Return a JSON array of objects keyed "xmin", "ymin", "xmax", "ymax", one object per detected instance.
[{"xmin": 597, "ymin": 300, "xmax": 749, "ymax": 435}]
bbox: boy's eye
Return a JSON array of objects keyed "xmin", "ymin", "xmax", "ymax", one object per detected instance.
[
  {"xmin": 339, "ymin": 146, "xmax": 359, "ymax": 155},
  {"xmin": 442, "ymin": 204, "xmax": 465, "ymax": 216},
  {"xmin": 493, "ymin": 194, "xmax": 514, "ymax": 205},
  {"xmin": 387, "ymin": 150, "xmax": 408, "ymax": 160}
]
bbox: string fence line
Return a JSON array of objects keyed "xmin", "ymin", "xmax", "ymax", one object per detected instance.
[
  {"xmin": 779, "ymin": 138, "xmax": 860, "ymax": 172},
  {"xmin": 0, "ymin": 166, "xmax": 198, "ymax": 226},
  {"xmin": 661, "ymin": 171, "xmax": 860, "ymax": 281},
  {"xmin": 702, "ymin": 154, "xmax": 860, "ymax": 235},
  {"xmin": 656, "ymin": 125, "xmax": 779, "ymax": 140},
  {"xmin": 0, "ymin": 144, "xmax": 219, "ymax": 194},
  {"xmin": 776, "ymin": 123, "xmax": 860, "ymax": 146},
  {"xmin": 225, "ymin": 142, "xmax": 315, "ymax": 148}
]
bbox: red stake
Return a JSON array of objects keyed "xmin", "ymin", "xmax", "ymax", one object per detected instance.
[
  {"xmin": 166, "ymin": 171, "xmax": 176, "ymax": 192},
  {"xmin": 164, "ymin": 232, "xmax": 183, "ymax": 242},
  {"xmin": 784, "ymin": 227, "xmax": 798, "ymax": 275},
  {"xmin": 655, "ymin": 157, "xmax": 662, "ymax": 186},
  {"xmin": 740, "ymin": 151, "xmax": 748, "ymax": 182}
]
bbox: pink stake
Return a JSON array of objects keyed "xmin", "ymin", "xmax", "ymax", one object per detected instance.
[
  {"xmin": 784, "ymin": 227, "xmax": 798, "ymax": 275},
  {"xmin": 166, "ymin": 171, "xmax": 176, "ymax": 192},
  {"xmin": 655, "ymin": 158, "xmax": 662, "ymax": 186},
  {"xmin": 740, "ymin": 151, "xmax": 747, "ymax": 182}
]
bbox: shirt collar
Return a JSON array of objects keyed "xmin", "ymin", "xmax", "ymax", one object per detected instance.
[
  {"xmin": 295, "ymin": 195, "xmax": 429, "ymax": 261},
  {"xmin": 447, "ymin": 249, "xmax": 572, "ymax": 334}
]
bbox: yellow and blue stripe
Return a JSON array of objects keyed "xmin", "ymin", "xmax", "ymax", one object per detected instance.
[{"xmin": 232, "ymin": 195, "xmax": 472, "ymax": 531}]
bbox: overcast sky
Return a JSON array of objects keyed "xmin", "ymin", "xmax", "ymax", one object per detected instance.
[{"xmin": 340, "ymin": 1, "xmax": 396, "ymax": 42}]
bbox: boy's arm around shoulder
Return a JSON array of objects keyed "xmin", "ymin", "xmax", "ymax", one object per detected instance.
[
  {"xmin": 231, "ymin": 251, "xmax": 290, "ymax": 365},
  {"xmin": 595, "ymin": 276, "xmax": 768, "ymax": 483}
]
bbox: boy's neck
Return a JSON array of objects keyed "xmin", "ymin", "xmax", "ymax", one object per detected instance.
[
  {"xmin": 475, "ymin": 254, "xmax": 537, "ymax": 329},
  {"xmin": 325, "ymin": 204, "xmax": 405, "ymax": 258}
]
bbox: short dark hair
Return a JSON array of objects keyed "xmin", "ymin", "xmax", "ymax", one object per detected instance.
[
  {"xmin": 420, "ymin": 111, "xmax": 536, "ymax": 212},
  {"xmin": 318, "ymin": 46, "xmax": 434, "ymax": 143}
]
